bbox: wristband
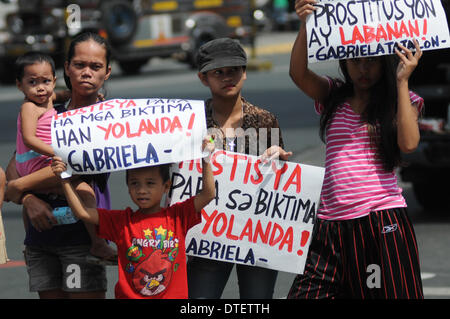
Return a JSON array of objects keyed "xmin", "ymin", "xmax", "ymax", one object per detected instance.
[{"xmin": 20, "ymin": 192, "xmax": 33, "ymax": 205}]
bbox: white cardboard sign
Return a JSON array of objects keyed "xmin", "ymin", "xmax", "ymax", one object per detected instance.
[
  {"xmin": 51, "ymin": 98, "xmax": 207, "ymax": 175},
  {"xmin": 307, "ymin": 0, "xmax": 450, "ymax": 62},
  {"xmin": 168, "ymin": 151, "xmax": 325, "ymax": 274}
]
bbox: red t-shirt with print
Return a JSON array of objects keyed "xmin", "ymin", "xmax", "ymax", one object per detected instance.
[{"xmin": 97, "ymin": 197, "xmax": 200, "ymax": 299}]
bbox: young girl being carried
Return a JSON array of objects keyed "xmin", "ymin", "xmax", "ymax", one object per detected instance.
[{"xmin": 287, "ymin": 0, "xmax": 424, "ymax": 299}]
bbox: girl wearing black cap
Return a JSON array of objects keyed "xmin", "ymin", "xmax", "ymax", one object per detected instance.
[{"xmin": 187, "ymin": 37, "xmax": 292, "ymax": 299}]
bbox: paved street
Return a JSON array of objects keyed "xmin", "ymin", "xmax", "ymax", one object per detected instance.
[{"xmin": 0, "ymin": 31, "xmax": 449, "ymax": 299}]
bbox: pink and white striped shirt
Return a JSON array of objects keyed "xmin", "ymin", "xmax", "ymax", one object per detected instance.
[
  {"xmin": 315, "ymin": 80, "xmax": 424, "ymax": 221},
  {"xmin": 16, "ymin": 107, "xmax": 56, "ymax": 177}
]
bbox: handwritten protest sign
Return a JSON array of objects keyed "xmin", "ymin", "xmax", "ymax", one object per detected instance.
[
  {"xmin": 307, "ymin": 0, "xmax": 450, "ymax": 62},
  {"xmin": 51, "ymin": 99, "xmax": 207, "ymax": 175},
  {"xmin": 168, "ymin": 151, "xmax": 325, "ymax": 274}
]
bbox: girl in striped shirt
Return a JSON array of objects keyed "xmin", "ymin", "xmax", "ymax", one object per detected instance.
[{"xmin": 287, "ymin": 0, "xmax": 424, "ymax": 299}]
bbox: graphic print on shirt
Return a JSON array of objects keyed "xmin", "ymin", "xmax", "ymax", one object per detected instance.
[{"xmin": 125, "ymin": 225, "xmax": 180, "ymax": 297}]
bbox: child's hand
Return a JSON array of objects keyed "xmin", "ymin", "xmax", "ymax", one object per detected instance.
[
  {"xmin": 202, "ymin": 135, "xmax": 216, "ymax": 161},
  {"xmin": 295, "ymin": 0, "xmax": 317, "ymax": 23},
  {"xmin": 395, "ymin": 39, "xmax": 422, "ymax": 83},
  {"xmin": 51, "ymin": 156, "xmax": 67, "ymax": 178},
  {"xmin": 260, "ymin": 146, "xmax": 293, "ymax": 163}
]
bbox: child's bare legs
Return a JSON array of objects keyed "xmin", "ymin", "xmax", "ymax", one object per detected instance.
[
  {"xmin": 74, "ymin": 183, "xmax": 116, "ymax": 264},
  {"xmin": 83, "ymin": 221, "xmax": 117, "ymax": 263}
]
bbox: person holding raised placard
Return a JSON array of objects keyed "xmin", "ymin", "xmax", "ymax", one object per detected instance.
[
  {"xmin": 50, "ymin": 136, "xmax": 216, "ymax": 299},
  {"xmin": 187, "ymin": 37, "xmax": 293, "ymax": 299},
  {"xmin": 4, "ymin": 32, "xmax": 115, "ymax": 299},
  {"xmin": 287, "ymin": 0, "xmax": 424, "ymax": 299}
]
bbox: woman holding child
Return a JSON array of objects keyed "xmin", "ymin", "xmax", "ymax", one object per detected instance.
[{"xmin": 5, "ymin": 32, "xmax": 115, "ymax": 299}]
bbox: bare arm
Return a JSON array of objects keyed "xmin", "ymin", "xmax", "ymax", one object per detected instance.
[
  {"xmin": 5, "ymin": 154, "xmax": 57, "ymax": 229},
  {"xmin": 290, "ymin": 0, "xmax": 330, "ymax": 102},
  {"xmin": 20, "ymin": 102, "xmax": 55, "ymax": 157},
  {"xmin": 194, "ymin": 137, "xmax": 216, "ymax": 212},
  {"xmin": 5, "ymin": 164, "xmax": 62, "ymax": 203},
  {"xmin": 60, "ymin": 179, "xmax": 99, "ymax": 225},
  {"xmin": 395, "ymin": 40, "xmax": 422, "ymax": 153},
  {"xmin": 6, "ymin": 142, "xmax": 67, "ymax": 203},
  {"xmin": 52, "ymin": 157, "xmax": 99, "ymax": 225}
]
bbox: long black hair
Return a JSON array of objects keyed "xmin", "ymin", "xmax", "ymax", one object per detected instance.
[{"xmin": 319, "ymin": 55, "xmax": 400, "ymax": 172}]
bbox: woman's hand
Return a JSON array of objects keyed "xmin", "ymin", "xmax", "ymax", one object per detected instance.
[
  {"xmin": 395, "ymin": 39, "xmax": 422, "ymax": 83},
  {"xmin": 260, "ymin": 145, "xmax": 293, "ymax": 163},
  {"xmin": 295, "ymin": 0, "xmax": 318, "ymax": 23},
  {"xmin": 22, "ymin": 194, "xmax": 57, "ymax": 231}
]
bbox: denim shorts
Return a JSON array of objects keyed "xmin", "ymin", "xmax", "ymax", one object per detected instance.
[{"xmin": 24, "ymin": 245, "xmax": 107, "ymax": 293}]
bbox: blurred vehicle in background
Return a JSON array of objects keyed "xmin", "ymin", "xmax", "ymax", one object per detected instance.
[
  {"xmin": 252, "ymin": 0, "xmax": 300, "ymax": 32},
  {"xmin": 400, "ymin": 0, "xmax": 450, "ymax": 209},
  {"xmin": 0, "ymin": 0, "xmax": 18, "ymax": 31},
  {"xmin": 0, "ymin": 0, "xmax": 19, "ymax": 83},
  {"xmin": 0, "ymin": 0, "xmax": 260, "ymax": 82}
]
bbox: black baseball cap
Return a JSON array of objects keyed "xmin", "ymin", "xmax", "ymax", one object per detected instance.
[{"xmin": 196, "ymin": 38, "xmax": 247, "ymax": 73}]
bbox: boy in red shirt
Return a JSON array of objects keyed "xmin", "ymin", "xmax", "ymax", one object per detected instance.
[{"xmin": 51, "ymin": 137, "xmax": 216, "ymax": 299}]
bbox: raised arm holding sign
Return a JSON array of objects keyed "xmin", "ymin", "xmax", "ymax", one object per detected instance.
[
  {"xmin": 287, "ymin": 0, "xmax": 424, "ymax": 299},
  {"xmin": 51, "ymin": 136, "xmax": 217, "ymax": 299}
]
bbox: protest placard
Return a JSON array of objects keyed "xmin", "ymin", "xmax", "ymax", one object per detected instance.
[
  {"xmin": 307, "ymin": 0, "xmax": 450, "ymax": 62},
  {"xmin": 168, "ymin": 151, "xmax": 325, "ymax": 274},
  {"xmin": 51, "ymin": 98, "xmax": 207, "ymax": 175}
]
